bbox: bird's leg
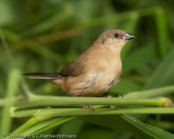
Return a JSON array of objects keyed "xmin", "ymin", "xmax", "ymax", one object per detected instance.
[
  {"xmin": 82, "ymin": 105, "xmax": 94, "ymax": 112},
  {"xmin": 102, "ymin": 95, "xmax": 123, "ymax": 108}
]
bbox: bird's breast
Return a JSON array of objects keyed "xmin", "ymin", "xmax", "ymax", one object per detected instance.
[
  {"xmin": 78, "ymin": 55, "xmax": 122, "ymax": 95},
  {"xmin": 97, "ymin": 57, "xmax": 122, "ymax": 92}
]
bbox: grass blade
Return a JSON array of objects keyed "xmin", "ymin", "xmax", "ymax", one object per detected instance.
[{"xmin": 0, "ymin": 68, "xmax": 20, "ymax": 136}]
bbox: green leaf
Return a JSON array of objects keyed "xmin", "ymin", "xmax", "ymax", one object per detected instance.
[
  {"xmin": 122, "ymin": 42, "xmax": 158, "ymax": 75},
  {"xmin": 58, "ymin": 118, "xmax": 85, "ymax": 135},
  {"xmin": 154, "ymin": 7, "xmax": 169, "ymax": 57},
  {"xmin": 144, "ymin": 48, "xmax": 174, "ymax": 89},
  {"xmin": 21, "ymin": 117, "xmax": 74, "ymax": 135},
  {"xmin": 80, "ymin": 115, "xmax": 174, "ymax": 139}
]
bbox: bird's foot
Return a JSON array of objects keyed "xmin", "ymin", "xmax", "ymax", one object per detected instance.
[
  {"xmin": 101, "ymin": 95, "xmax": 115, "ymax": 108},
  {"xmin": 102, "ymin": 95, "xmax": 112, "ymax": 98},
  {"xmin": 117, "ymin": 95, "xmax": 123, "ymax": 98},
  {"xmin": 102, "ymin": 95, "xmax": 123, "ymax": 108},
  {"xmin": 82, "ymin": 105, "xmax": 94, "ymax": 112},
  {"xmin": 103, "ymin": 95, "xmax": 123, "ymax": 98}
]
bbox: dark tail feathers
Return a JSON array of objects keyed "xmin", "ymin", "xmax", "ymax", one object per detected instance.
[{"xmin": 23, "ymin": 73, "xmax": 62, "ymax": 79}]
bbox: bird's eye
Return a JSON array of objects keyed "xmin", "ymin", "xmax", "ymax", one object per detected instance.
[{"xmin": 114, "ymin": 33, "xmax": 119, "ymax": 38}]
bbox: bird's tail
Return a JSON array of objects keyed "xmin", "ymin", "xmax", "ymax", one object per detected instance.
[{"xmin": 23, "ymin": 73, "xmax": 62, "ymax": 79}]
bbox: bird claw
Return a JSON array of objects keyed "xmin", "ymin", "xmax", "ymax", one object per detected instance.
[
  {"xmin": 81, "ymin": 95, "xmax": 123, "ymax": 110},
  {"xmin": 117, "ymin": 95, "xmax": 123, "ymax": 98},
  {"xmin": 82, "ymin": 105, "xmax": 94, "ymax": 112},
  {"xmin": 102, "ymin": 95, "xmax": 123, "ymax": 108},
  {"xmin": 103, "ymin": 95, "xmax": 123, "ymax": 98},
  {"xmin": 102, "ymin": 95, "xmax": 112, "ymax": 98}
]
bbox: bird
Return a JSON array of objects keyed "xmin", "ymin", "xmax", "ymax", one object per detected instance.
[{"xmin": 23, "ymin": 29, "xmax": 135, "ymax": 110}]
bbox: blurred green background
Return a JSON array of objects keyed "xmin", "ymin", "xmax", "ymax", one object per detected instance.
[{"xmin": 0, "ymin": 0, "xmax": 174, "ymax": 139}]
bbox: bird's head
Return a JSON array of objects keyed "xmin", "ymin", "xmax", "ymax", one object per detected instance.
[{"xmin": 95, "ymin": 29, "xmax": 135, "ymax": 51}]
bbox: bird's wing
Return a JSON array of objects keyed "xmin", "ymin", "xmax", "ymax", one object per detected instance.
[
  {"xmin": 60, "ymin": 46, "xmax": 93, "ymax": 76},
  {"xmin": 60, "ymin": 59, "xmax": 85, "ymax": 76}
]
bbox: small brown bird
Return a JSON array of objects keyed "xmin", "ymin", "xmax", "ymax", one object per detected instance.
[{"xmin": 24, "ymin": 29, "xmax": 135, "ymax": 98}]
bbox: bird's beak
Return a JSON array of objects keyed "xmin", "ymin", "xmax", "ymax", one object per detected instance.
[{"xmin": 125, "ymin": 33, "xmax": 135, "ymax": 40}]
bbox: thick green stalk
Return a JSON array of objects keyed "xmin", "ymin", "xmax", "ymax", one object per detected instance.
[
  {"xmin": 0, "ymin": 69, "xmax": 21, "ymax": 136},
  {"xmin": 15, "ymin": 95, "xmax": 172, "ymax": 108},
  {"xmin": 0, "ymin": 96, "xmax": 23, "ymax": 107},
  {"xmin": 10, "ymin": 107, "xmax": 174, "ymax": 118},
  {"xmin": 124, "ymin": 86, "xmax": 174, "ymax": 98}
]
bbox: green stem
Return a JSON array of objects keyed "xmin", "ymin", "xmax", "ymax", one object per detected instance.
[
  {"xmin": 18, "ymin": 80, "xmax": 34, "ymax": 100},
  {"xmin": 15, "ymin": 95, "xmax": 172, "ymax": 107},
  {"xmin": 124, "ymin": 85, "xmax": 174, "ymax": 98},
  {"xmin": 154, "ymin": 7, "xmax": 168, "ymax": 57},
  {"xmin": 0, "ymin": 96, "xmax": 23, "ymax": 107},
  {"xmin": 0, "ymin": 68, "xmax": 21, "ymax": 136},
  {"xmin": 11, "ymin": 107, "xmax": 174, "ymax": 118}
]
